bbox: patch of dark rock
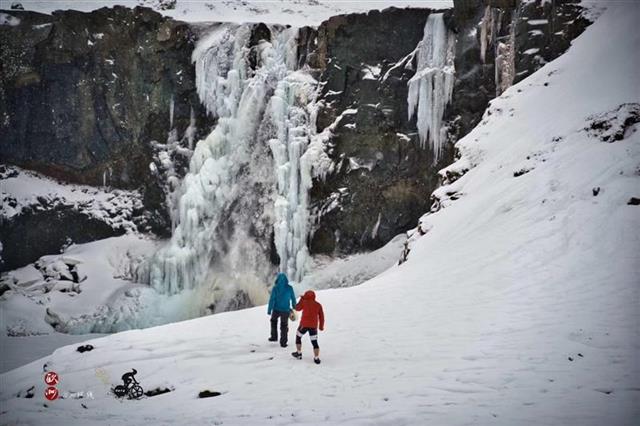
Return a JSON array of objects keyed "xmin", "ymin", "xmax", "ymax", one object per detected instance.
[
  {"xmin": 81, "ymin": 403, "xmax": 88, "ymax": 409},
  {"xmin": 514, "ymin": 168, "xmax": 532, "ymax": 177},
  {"xmin": 155, "ymin": 0, "xmax": 176, "ymax": 10},
  {"xmin": 0, "ymin": 283, "xmax": 11, "ymax": 297},
  {"xmin": 628, "ymin": 197, "xmax": 640, "ymax": 206},
  {"xmin": 198, "ymin": 390, "xmax": 222, "ymax": 399},
  {"xmin": 578, "ymin": 353, "xmax": 584, "ymax": 357},
  {"xmin": 18, "ymin": 386, "xmax": 35, "ymax": 398},
  {"xmin": 543, "ymin": 82, "xmax": 549, "ymax": 87},
  {"xmin": 592, "ymin": 187, "xmax": 600, "ymax": 196},
  {"xmin": 0, "ymin": 205, "xmax": 124, "ymax": 272},
  {"xmin": 568, "ymin": 356, "xmax": 574, "ymax": 361},
  {"xmin": 442, "ymin": 168, "xmax": 468, "ymax": 185},
  {"xmin": 77, "ymin": 344, "xmax": 94, "ymax": 353},
  {"xmin": 144, "ymin": 387, "xmax": 173, "ymax": 397},
  {"xmin": 0, "ymin": 165, "xmax": 19, "ymax": 179},
  {"xmin": 586, "ymin": 103, "xmax": 640, "ymax": 142}
]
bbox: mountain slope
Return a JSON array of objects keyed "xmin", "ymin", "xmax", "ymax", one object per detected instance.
[{"xmin": 1, "ymin": 3, "xmax": 639, "ymax": 425}]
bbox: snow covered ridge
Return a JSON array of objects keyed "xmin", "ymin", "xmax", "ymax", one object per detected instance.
[
  {"xmin": 13, "ymin": 0, "xmax": 453, "ymax": 26},
  {"xmin": 0, "ymin": 165, "xmax": 144, "ymax": 232}
]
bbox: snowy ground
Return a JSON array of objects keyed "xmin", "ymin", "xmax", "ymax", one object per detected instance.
[
  {"xmin": 9, "ymin": 0, "xmax": 453, "ymax": 26},
  {"xmin": 0, "ymin": 166, "xmax": 142, "ymax": 232},
  {"xmin": 0, "ymin": 235, "xmax": 160, "ymax": 336},
  {"xmin": 301, "ymin": 234, "xmax": 406, "ymax": 290},
  {"xmin": 1, "ymin": 2, "xmax": 639, "ymax": 425},
  {"xmin": 0, "ymin": 332, "xmax": 105, "ymax": 373}
]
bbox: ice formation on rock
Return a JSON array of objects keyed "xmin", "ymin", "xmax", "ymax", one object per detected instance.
[
  {"xmin": 495, "ymin": 12, "xmax": 518, "ymax": 96},
  {"xmin": 138, "ymin": 23, "xmax": 326, "ymax": 312},
  {"xmin": 407, "ymin": 13, "xmax": 456, "ymax": 163},
  {"xmin": 479, "ymin": 5, "xmax": 518, "ymax": 96}
]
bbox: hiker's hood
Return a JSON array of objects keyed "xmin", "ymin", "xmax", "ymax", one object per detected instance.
[
  {"xmin": 274, "ymin": 273, "xmax": 289, "ymax": 289},
  {"xmin": 303, "ymin": 290, "xmax": 316, "ymax": 301}
]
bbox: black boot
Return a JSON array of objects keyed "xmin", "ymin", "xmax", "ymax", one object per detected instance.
[
  {"xmin": 291, "ymin": 352, "xmax": 302, "ymax": 359},
  {"xmin": 314, "ymin": 358, "xmax": 321, "ymax": 365}
]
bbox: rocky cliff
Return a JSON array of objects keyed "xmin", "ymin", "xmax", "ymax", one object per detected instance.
[
  {"xmin": 305, "ymin": 0, "xmax": 589, "ymax": 255},
  {"xmin": 0, "ymin": 6, "xmax": 213, "ymax": 237},
  {"xmin": 0, "ymin": 1, "xmax": 590, "ymax": 272}
]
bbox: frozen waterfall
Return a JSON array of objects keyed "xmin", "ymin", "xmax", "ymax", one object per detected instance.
[
  {"xmin": 137, "ymin": 23, "xmax": 323, "ymax": 311},
  {"xmin": 407, "ymin": 13, "xmax": 456, "ymax": 163}
]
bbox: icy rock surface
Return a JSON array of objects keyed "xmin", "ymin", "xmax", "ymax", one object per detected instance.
[{"xmin": 407, "ymin": 13, "xmax": 456, "ymax": 163}]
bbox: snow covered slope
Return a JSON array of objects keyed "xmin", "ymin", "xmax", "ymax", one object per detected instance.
[
  {"xmin": 1, "ymin": 2, "xmax": 638, "ymax": 425},
  {"xmin": 0, "ymin": 236, "xmax": 160, "ymax": 336},
  {"xmin": 12, "ymin": 0, "xmax": 453, "ymax": 26}
]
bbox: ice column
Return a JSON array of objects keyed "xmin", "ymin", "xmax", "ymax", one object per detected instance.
[
  {"xmin": 495, "ymin": 11, "xmax": 518, "ymax": 96},
  {"xmin": 407, "ymin": 13, "xmax": 456, "ymax": 163}
]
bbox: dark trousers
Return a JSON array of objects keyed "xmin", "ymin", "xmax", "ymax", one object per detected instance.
[{"xmin": 270, "ymin": 311, "xmax": 289, "ymax": 345}]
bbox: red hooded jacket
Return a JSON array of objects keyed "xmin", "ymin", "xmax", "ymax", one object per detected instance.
[{"xmin": 295, "ymin": 290, "xmax": 325, "ymax": 330}]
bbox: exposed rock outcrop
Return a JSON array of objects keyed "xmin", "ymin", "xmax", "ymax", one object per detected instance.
[
  {"xmin": 0, "ymin": 2, "xmax": 591, "ymax": 273},
  {"xmin": 0, "ymin": 6, "xmax": 214, "ymax": 235},
  {"xmin": 305, "ymin": 0, "xmax": 590, "ymax": 256},
  {"xmin": 304, "ymin": 7, "xmax": 451, "ymax": 254},
  {"xmin": 449, "ymin": 0, "xmax": 590, "ymax": 139}
]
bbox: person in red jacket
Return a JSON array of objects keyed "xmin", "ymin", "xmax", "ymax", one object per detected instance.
[{"xmin": 291, "ymin": 290, "xmax": 324, "ymax": 364}]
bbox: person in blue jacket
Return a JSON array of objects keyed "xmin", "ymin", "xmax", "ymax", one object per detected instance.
[{"xmin": 267, "ymin": 273, "xmax": 296, "ymax": 347}]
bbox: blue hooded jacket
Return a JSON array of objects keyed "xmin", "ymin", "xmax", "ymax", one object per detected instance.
[{"xmin": 267, "ymin": 273, "xmax": 296, "ymax": 314}]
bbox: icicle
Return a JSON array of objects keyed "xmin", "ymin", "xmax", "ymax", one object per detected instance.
[
  {"xmin": 495, "ymin": 10, "xmax": 518, "ymax": 96},
  {"xmin": 184, "ymin": 106, "xmax": 197, "ymax": 150},
  {"xmin": 480, "ymin": 5, "xmax": 493, "ymax": 64},
  {"xmin": 169, "ymin": 95, "xmax": 175, "ymax": 129},
  {"xmin": 407, "ymin": 13, "xmax": 456, "ymax": 164}
]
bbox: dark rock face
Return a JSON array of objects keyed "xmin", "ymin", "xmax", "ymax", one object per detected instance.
[
  {"xmin": 0, "ymin": 6, "xmax": 213, "ymax": 234},
  {"xmin": 0, "ymin": 205, "xmax": 124, "ymax": 271},
  {"xmin": 305, "ymin": 7, "xmax": 455, "ymax": 255},
  {"xmin": 449, "ymin": 0, "xmax": 589, "ymax": 139},
  {"xmin": 0, "ymin": 2, "xmax": 592, "ymax": 271},
  {"xmin": 305, "ymin": 1, "xmax": 590, "ymax": 255}
]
